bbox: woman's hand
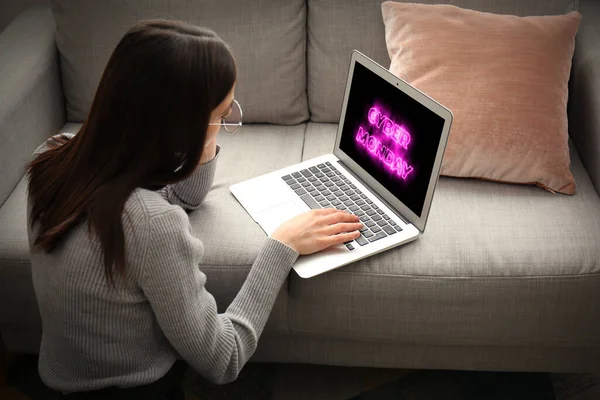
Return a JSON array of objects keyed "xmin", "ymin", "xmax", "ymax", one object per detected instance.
[
  {"xmin": 271, "ymin": 209, "xmax": 363, "ymax": 255},
  {"xmin": 199, "ymin": 130, "xmax": 218, "ymax": 164}
]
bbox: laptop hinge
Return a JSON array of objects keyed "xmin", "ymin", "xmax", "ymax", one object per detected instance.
[{"xmin": 337, "ymin": 160, "xmax": 410, "ymax": 226}]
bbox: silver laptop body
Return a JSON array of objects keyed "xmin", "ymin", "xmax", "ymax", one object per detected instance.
[{"xmin": 230, "ymin": 50, "xmax": 453, "ymax": 278}]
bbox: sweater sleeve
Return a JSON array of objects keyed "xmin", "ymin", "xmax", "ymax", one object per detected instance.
[
  {"xmin": 140, "ymin": 207, "xmax": 298, "ymax": 384},
  {"xmin": 158, "ymin": 145, "xmax": 221, "ymax": 210}
]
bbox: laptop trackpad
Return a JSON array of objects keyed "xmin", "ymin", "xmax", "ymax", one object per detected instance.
[{"xmin": 255, "ymin": 200, "xmax": 306, "ymax": 236}]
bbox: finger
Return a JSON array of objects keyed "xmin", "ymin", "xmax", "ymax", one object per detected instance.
[
  {"xmin": 323, "ymin": 222, "xmax": 363, "ymax": 236},
  {"xmin": 324, "ymin": 230, "xmax": 361, "ymax": 246},
  {"xmin": 321, "ymin": 210, "xmax": 360, "ymax": 225}
]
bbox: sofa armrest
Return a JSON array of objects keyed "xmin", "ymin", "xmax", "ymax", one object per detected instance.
[
  {"xmin": 0, "ymin": 6, "xmax": 65, "ymax": 207},
  {"xmin": 569, "ymin": 0, "xmax": 600, "ymax": 196}
]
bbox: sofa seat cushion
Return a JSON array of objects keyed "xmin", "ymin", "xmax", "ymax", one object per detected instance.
[
  {"xmin": 291, "ymin": 123, "xmax": 600, "ymax": 349},
  {"xmin": 0, "ymin": 123, "xmax": 306, "ymax": 351}
]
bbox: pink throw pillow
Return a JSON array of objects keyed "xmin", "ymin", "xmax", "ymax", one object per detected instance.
[{"xmin": 381, "ymin": 2, "xmax": 581, "ymax": 194}]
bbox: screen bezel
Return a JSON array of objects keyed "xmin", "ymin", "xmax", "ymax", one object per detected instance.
[{"xmin": 333, "ymin": 50, "xmax": 453, "ymax": 233}]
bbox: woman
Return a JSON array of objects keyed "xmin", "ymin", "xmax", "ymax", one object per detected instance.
[{"xmin": 26, "ymin": 20, "xmax": 362, "ymax": 398}]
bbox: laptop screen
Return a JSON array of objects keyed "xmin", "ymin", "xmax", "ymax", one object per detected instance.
[{"xmin": 338, "ymin": 62, "xmax": 446, "ymax": 218}]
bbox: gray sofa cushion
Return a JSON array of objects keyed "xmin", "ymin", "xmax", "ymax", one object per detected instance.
[
  {"xmin": 307, "ymin": 0, "xmax": 577, "ymax": 123},
  {"xmin": 292, "ymin": 123, "xmax": 600, "ymax": 349},
  {"xmin": 252, "ymin": 337, "xmax": 600, "ymax": 372},
  {"xmin": 0, "ymin": 176, "xmax": 42, "ymax": 353},
  {"xmin": 51, "ymin": 0, "xmax": 308, "ymax": 125},
  {"xmin": 0, "ymin": 6, "xmax": 64, "ymax": 208},
  {"xmin": 0, "ymin": 122, "xmax": 306, "ymax": 352}
]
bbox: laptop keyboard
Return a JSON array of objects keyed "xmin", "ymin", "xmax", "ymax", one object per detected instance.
[{"xmin": 281, "ymin": 161, "xmax": 403, "ymax": 251}]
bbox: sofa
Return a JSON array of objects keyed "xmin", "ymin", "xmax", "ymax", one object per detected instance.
[{"xmin": 1, "ymin": 0, "xmax": 599, "ymax": 374}]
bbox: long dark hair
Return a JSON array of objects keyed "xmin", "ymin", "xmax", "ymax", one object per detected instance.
[{"xmin": 27, "ymin": 20, "xmax": 236, "ymax": 284}]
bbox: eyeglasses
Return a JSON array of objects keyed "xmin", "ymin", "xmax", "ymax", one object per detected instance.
[{"xmin": 209, "ymin": 99, "xmax": 243, "ymax": 133}]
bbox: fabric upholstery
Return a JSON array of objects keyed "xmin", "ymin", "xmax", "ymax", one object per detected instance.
[
  {"xmin": 50, "ymin": 0, "xmax": 308, "ymax": 125},
  {"xmin": 382, "ymin": 3, "xmax": 580, "ymax": 194},
  {"xmin": 306, "ymin": 0, "xmax": 577, "ymax": 123},
  {"xmin": 0, "ymin": 123, "xmax": 306, "ymax": 352},
  {"xmin": 0, "ymin": 6, "xmax": 64, "ymax": 208},
  {"xmin": 294, "ymin": 123, "xmax": 600, "ymax": 348},
  {"xmin": 570, "ymin": 0, "xmax": 600, "ymax": 196},
  {"xmin": 253, "ymin": 336, "xmax": 600, "ymax": 373},
  {"xmin": 0, "ymin": 176, "xmax": 41, "ymax": 353}
]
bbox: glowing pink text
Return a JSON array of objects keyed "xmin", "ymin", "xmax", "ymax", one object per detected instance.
[
  {"xmin": 356, "ymin": 126, "xmax": 414, "ymax": 179},
  {"xmin": 367, "ymin": 107, "xmax": 411, "ymax": 149}
]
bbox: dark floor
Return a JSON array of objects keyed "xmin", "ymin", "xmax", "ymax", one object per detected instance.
[{"xmin": 3, "ymin": 354, "xmax": 600, "ymax": 400}]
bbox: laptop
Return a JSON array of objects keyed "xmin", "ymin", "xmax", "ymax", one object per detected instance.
[{"xmin": 230, "ymin": 50, "xmax": 453, "ymax": 278}]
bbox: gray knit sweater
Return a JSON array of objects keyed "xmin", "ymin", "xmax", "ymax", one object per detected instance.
[{"xmin": 27, "ymin": 135, "xmax": 299, "ymax": 392}]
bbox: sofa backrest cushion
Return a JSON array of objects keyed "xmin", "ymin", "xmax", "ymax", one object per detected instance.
[
  {"xmin": 51, "ymin": 0, "xmax": 308, "ymax": 125},
  {"xmin": 307, "ymin": 0, "xmax": 577, "ymax": 123}
]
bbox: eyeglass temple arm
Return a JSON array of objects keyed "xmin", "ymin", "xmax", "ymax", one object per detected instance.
[{"xmin": 208, "ymin": 122, "xmax": 243, "ymax": 126}]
